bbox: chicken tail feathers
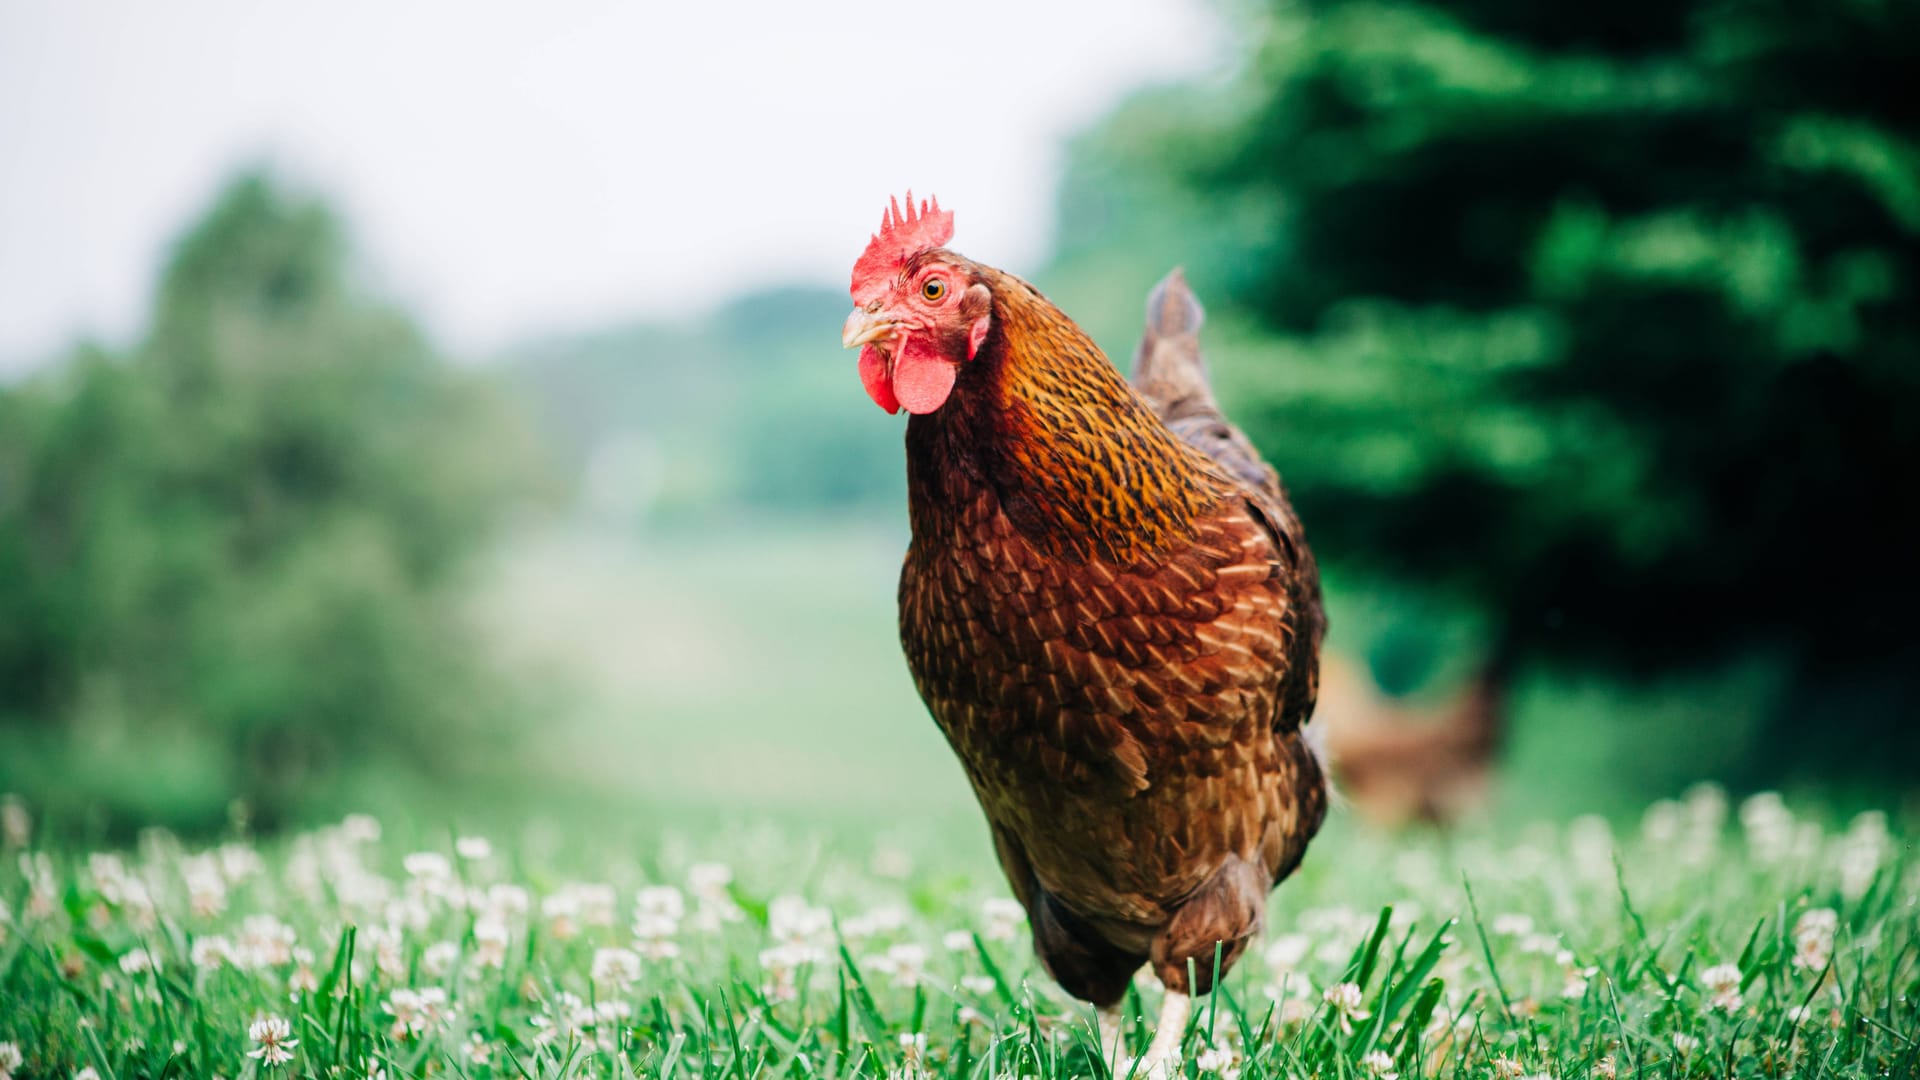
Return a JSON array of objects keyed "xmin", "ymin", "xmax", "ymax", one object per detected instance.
[
  {"xmin": 1130, "ymin": 268, "xmax": 1282, "ymax": 500},
  {"xmin": 1130, "ymin": 267, "xmax": 1212, "ymax": 421}
]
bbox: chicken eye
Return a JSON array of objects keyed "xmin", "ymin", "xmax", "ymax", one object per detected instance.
[{"xmin": 921, "ymin": 278, "xmax": 947, "ymax": 302}]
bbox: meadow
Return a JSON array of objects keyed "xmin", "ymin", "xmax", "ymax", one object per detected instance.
[{"xmin": 1, "ymin": 784, "xmax": 1913, "ymax": 1080}]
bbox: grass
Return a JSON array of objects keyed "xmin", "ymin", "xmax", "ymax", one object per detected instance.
[{"xmin": 0, "ymin": 786, "xmax": 1914, "ymax": 1079}]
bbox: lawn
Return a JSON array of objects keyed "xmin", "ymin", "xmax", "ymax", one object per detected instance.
[{"xmin": 0, "ymin": 786, "xmax": 1913, "ymax": 1079}]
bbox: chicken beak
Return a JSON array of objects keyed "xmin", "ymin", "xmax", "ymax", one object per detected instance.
[{"xmin": 843, "ymin": 308, "xmax": 895, "ymax": 349}]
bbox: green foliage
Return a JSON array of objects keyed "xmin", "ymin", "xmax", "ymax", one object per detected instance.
[
  {"xmin": 0, "ymin": 788, "xmax": 1912, "ymax": 1078},
  {"xmin": 0, "ymin": 174, "xmax": 540, "ymax": 835},
  {"xmin": 499, "ymin": 286, "xmax": 905, "ymax": 526},
  {"xmin": 1057, "ymin": 0, "xmax": 1920, "ymax": 784}
]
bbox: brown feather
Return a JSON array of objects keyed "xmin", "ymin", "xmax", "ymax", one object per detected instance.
[{"xmin": 896, "ymin": 261, "xmax": 1326, "ymax": 1004}]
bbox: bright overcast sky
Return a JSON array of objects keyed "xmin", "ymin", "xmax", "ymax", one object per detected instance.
[{"xmin": 0, "ymin": 1, "xmax": 1221, "ymax": 370}]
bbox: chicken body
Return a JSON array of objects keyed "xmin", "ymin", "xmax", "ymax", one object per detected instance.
[{"xmin": 891, "ymin": 263, "xmax": 1328, "ymax": 1026}]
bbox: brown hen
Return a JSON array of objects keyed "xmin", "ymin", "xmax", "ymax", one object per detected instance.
[{"xmin": 842, "ymin": 197, "xmax": 1326, "ymax": 1073}]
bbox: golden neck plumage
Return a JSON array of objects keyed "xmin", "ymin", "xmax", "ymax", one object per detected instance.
[{"xmin": 905, "ymin": 265, "xmax": 1223, "ymax": 566}]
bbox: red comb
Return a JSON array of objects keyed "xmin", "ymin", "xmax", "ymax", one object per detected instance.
[{"xmin": 850, "ymin": 191, "xmax": 954, "ymax": 303}]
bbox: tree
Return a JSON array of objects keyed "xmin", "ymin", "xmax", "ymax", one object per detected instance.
[
  {"xmin": 1059, "ymin": 0, "xmax": 1920, "ymax": 784},
  {"xmin": 0, "ymin": 174, "xmax": 540, "ymax": 833}
]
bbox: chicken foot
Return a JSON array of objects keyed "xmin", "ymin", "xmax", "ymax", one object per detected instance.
[{"xmin": 1122, "ymin": 990, "xmax": 1189, "ymax": 1078}]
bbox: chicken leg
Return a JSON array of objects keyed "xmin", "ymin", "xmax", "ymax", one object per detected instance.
[
  {"xmin": 1126, "ymin": 991, "xmax": 1189, "ymax": 1078},
  {"xmin": 1097, "ymin": 1004, "xmax": 1126, "ymax": 1075}
]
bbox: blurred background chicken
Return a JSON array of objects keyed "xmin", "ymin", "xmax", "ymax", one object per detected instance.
[{"xmin": 1316, "ymin": 653, "xmax": 1506, "ymax": 827}]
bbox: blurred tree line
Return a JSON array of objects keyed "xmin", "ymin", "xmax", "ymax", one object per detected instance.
[
  {"xmin": 498, "ymin": 286, "xmax": 902, "ymax": 527},
  {"xmin": 1048, "ymin": 0, "xmax": 1918, "ymax": 790},
  {"xmin": 0, "ymin": 175, "xmax": 540, "ymax": 835}
]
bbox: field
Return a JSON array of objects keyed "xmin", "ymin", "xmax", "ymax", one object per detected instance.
[{"xmin": 1, "ymin": 786, "xmax": 1914, "ymax": 1080}]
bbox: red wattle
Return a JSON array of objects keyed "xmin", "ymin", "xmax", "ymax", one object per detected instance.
[
  {"xmin": 892, "ymin": 334, "xmax": 958, "ymax": 415},
  {"xmin": 858, "ymin": 343, "xmax": 900, "ymax": 414}
]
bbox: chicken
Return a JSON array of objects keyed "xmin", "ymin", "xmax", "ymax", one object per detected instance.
[
  {"xmin": 1317, "ymin": 654, "xmax": 1506, "ymax": 828},
  {"xmin": 842, "ymin": 195, "xmax": 1327, "ymax": 1074}
]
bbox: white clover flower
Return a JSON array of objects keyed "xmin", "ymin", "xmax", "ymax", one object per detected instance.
[
  {"xmin": 866, "ymin": 942, "xmax": 929, "ymax": 988},
  {"xmin": 769, "ymin": 896, "xmax": 832, "ymax": 946},
  {"xmin": 1360, "ymin": 1049, "xmax": 1398, "ymax": 1079},
  {"xmin": 1491, "ymin": 1056, "xmax": 1526, "ymax": 1079},
  {"xmin": 1592, "ymin": 1055, "xmax": 1616, "ymax": 1080},
  {"xmin": 340, "ymin": 814, "xmax": 382, "ymax": 843},
  {"xmin": 89, "ymin": 858, "xmax": 155, "ymax": 930},
  {"xmin": 464, "ymin": 1034, "xmax": 494, "ymax": 1066},
  {"xmin": 287, "ymin": 947, "xmax": 319, "ymax": 995},
  {"xmin": 633, "ymin": 886, "xmax": 685, "ymax": 955},
  {"xmin": 88, "ymin": 854, "xmax": 129, "ymax": 901},
  {"xmin": 403, "ymin": 852, "xmax": 452, "ymax": 883},
  {"xmin": 217, "ymin": 841, "xmax": 263, "ymax": 884},
  {"xmin": 236, "ymin": 914, "xmax": 296, "ymax": 969},
  {"xmin": 897, "ymin": 1031, "xmax": 927, "ymax": 1061},
  {"xmin": 961, "ymin": 973, "xmax": 997, "ymax": 995},
  {"xmin": 574, "ymin": 883, "xmax": 616, "ymax": 927},
  {"xmin": 247, "ymin": 1014, "xmax": 298, "ymax": 1066},
  {"xmin": 354, "ymin": 925, "xmax": 407, "ymax": 982},
  {"xmin": 636, "ymin": 885, "xmax": 686, "ymax": 922},
  {"xmin": 473, "ymin": 916, "xmax": 510, "ymax": 969},
  {"xmin": 686, "ymin": 868, "xmax": 742, "ymax": 932},
  {"xmin": 632, "ymin": 912, "xmax": 682, "ymax": 961},
  {"xmin": 635, "ymin": 937, "xmax": 681, "ymax": 962},
  {"xmin": 0, "ymin": 1041, "xmax": 22, "ymax": 1080},
  {"xmin": 981, "ymin": 897, "xmax": 1025, "ymax": 942},
  {"xmin": 1323, "ymin": 981, "xmax": 1370, "ymax": 1034},
  {"xmin": 844, "ymin": 905, "xmax": 908, "ymax": 941},
  {"xmin": 1641, "ymin": 799, "xmax": 1683, "ymax": 844},
  {"xmin": 0, "ymin": 795, "xmax": 29, "ymax": 848},
  {"xmin": 1263, "ymin": 933, "xmax": 1310, "ymax": 971},
  {"xmin": 871, "ymin": 848, "xmax": 914, "ymax": 879},
  {"xmin": 1196, "ymin": 1043, "xmax": 1242, "ymax": 1078},
  {"xmin": 383, "ymin": 987, "xmax": 450, "ymax": 1040},
  {"xmin": 1699, "ymin": 963, "xmax": 1742, "ymax": 1012},
  {"xmin": 1670, "ymin": 1033, "xmax": 1698, "ymax": 1055},
  {"xmin": 1567, "ymin": 814, "xmax": 1616, "ymax": 880},
  {"xmin": 688, "ymin": 862, "xmax": 733, "ymax": 897},
  {"xmin": 386, "ymin": 894, "xmax": 433, "ymax": 934},
  {"xmin": 1838, "ymin": 811, "xmax": 1889, "ymax": 901},
  {"xmin": 550, "ymin": 998, "xmax": 630, "ymax": 1053},
  {"xmin": 1793, "ymin": 908, "xmax": 1839, "ymax": 972},
  {"xmin": 484, "ymin": 883, "xmax": 530, "ymax": 920},
  {"xmin": 20, "ymin": 853, "xmax": 57, "ymax": 922},
  {"xmin": 542, "ymin": 890, "xmax": 582, "ymax": 941},
  {"xmin": 943, "ymin": 929, "xmax": 975, "ymax": 953},
  {"xmin": 1561, "ymin": 968, "xmax": 1594, "ymax": 1000},
  {"xmin": 1492, "ymin": 914, "xmax": 1534, "ymax": 938},
  {"xmin": 181, "ymin": 854, "xmax": 228, "ymax": 919},
  {"xmin": 190, "ymin": 935, "xmax": 232, "ymax": 971},
  {"xmin": 1519, "ymin": 933, "xmax": 1560, "ymax": 956},
  {"xmin": 118, "ymin": 947, "xmax": 161, "ymax": 976},
  {"xmin": 1739, "ymin": 793, "xmax": 1794, "ymax": 862},
  {"xmin": 421, "ymin": 941, "xmax": 460, "ymax": 979},
  {"xmin": 759, "ymin": 941, "xmax": 821, "ymax": 1002},
  {"xmin": 592, "ymin": 946, "xmax": 643, "ymax": 987},
  {"xmin": 75, "ymin": 1068, "xmax": 100, "ymax": 1080},
  {"xmin": 1267, "ymin": 981, "xmax": 1319, "ymax": 1024},
  {"xmin": 455, "ymin": 836, "xmax": 492, "ymax": 861}
]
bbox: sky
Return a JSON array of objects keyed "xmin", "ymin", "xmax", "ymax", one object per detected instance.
[{"xmin": 0, "ymin": 1, "xmax": 1221, "ymax": 371}]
